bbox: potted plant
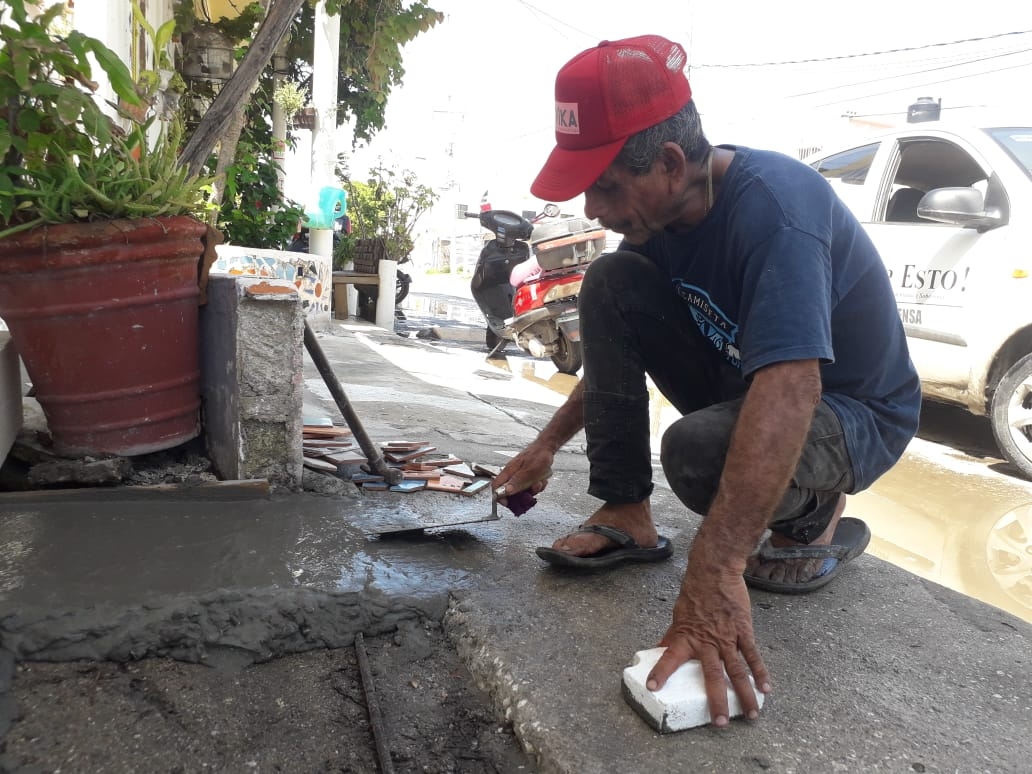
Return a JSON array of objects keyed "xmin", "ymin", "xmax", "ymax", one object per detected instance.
[
  {"xmin": 0, "ymin": 0, "xmax": 215, "ymax": 457},
  {"xmin": 273, "ymin": 81, "xmax": 307, "ymax": 126}
]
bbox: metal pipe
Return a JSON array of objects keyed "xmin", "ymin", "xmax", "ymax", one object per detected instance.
[
  {"xmin": 354, "ymin": 632, "xmax": 396, "ymax": 774},
  {"xmin": 303, "ymin": 322, "xmax": 402, "ymax": 484}
]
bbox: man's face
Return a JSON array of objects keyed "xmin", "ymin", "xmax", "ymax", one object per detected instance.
[{"xmin": 582, "ymin": 160, "xmax": 673, "ymax": 245}]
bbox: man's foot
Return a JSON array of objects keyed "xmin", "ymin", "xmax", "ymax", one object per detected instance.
[
  {"xmin": 744, "ymin": 495, "xmax": 847, "ymax": 585},
  {"xmin": 550, "ymin": 500, "xmax": 659, "ymax": 556}
]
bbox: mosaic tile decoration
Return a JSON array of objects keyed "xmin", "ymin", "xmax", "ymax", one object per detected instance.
[{"xmin": 211, "ymin": 245, "xmax": 332, "ymax": 321}]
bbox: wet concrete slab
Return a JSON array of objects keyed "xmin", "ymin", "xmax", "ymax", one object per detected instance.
[{"xmin": 0, "ymin": 493, "xmax": 499, "ymax": 610}]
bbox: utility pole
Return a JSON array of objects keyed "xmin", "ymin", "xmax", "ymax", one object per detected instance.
[{"xmin": 309, "ymin": 1, "xmax": 340, "ymax": 261}]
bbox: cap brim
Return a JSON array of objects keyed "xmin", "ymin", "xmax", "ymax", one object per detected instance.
[{"xmin": 530, "ymin": 137, "xmax": 628, "ymax": 202}]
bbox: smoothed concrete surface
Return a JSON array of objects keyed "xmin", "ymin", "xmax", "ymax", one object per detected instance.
[{"xmin": 1, "ymin": 320, "xmax": 1029, "ymax": 773}]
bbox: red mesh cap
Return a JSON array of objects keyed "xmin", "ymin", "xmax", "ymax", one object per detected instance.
[{"xmin": 531, "ymin": 35, "xmax": 692, "ymax": 202}]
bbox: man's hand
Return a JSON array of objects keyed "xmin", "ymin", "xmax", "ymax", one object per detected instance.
[
  {"xmin": 646, "ymin": 562, "xmax": 771, "ymax": 727},
  {"xmin": 493, "ymin": 442, "xmax": 554, "ymax": 504}
]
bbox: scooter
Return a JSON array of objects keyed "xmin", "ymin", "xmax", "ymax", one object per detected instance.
[{"xmin": 468, "ymin": 205, "xmax": 607, "ymax": 374}]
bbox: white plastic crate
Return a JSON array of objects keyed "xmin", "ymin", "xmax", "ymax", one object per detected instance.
[{"xmin": 531, "ymin": 217, "xmax": 607, "ymax": 270}]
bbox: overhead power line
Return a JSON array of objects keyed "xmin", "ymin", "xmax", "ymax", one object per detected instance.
[
  {"xmin": 786, "ymin": 46, "xmax": 1032, "ymax": 98},
  {"xmin": 512, "ymin": 0, "xmax": 600, "ymax": 42},
  {"xmin": 692, "ymin": 29, "xmax": 1032, "ymax": 69},
  {"xmin": 812, "ymin": 59, "xmax": 1032, "ymax": 108}
]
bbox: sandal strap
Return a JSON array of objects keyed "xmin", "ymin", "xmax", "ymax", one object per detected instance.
[
  {"xmin": 757, "ymin": 542, "xmax": 851, "ymax": 561},
  {"xmin": 574, "ymin": 524, "xmax": 640, "ymax": 549}
]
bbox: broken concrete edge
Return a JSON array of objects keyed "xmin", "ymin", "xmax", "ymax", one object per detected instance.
[
  {"xmin": 445, "ymin": 596, "xmax": 561, "ymax": 774},
  {"xmin": 0, "ymin": 586, "xmax": 451, "ymax": 739}
]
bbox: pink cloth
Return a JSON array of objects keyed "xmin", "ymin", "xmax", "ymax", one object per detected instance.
[{"xmin": 509, "ymin": 256, "xmax": 542, "ymax": 287}]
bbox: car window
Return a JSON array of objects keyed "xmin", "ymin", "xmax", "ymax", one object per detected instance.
[
  {"xmin": 985, "ymin": 127, "xmax": 1032, "ymax": 181},
  {"xmin": 878, "ymin": 139, "xmax": 987, "ymax": 224},
  {"xmin": 811, "ymin": 143, "xmax": 879, "ymax": 185}
]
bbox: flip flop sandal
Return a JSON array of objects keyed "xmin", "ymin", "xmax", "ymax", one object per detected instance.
[
  {"xmin": 743, "ymin": 517, "xmax": 872, "ymax": 594},
  {"xmin": 536, "ymin": 524, "xmax": 673, "ymax": 569}
]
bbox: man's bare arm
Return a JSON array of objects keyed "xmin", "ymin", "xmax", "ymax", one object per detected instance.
[
  {"xmin": 647, "ymin": 359, "xmax": 822, "ymax": 725},
  {"xmin": 697, "ymin": 359, "xmax": 823, "ymax": 570},
  {"xmin": 537, "ymin": 380, "xmax": 586, "ymax": 452}
]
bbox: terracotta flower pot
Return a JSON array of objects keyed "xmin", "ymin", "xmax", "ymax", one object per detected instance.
[{"xmin": 0, "ymin": 216, "xmax": 206, "ymax": 456}]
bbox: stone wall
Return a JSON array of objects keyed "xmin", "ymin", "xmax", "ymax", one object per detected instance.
[{"xmin": 200, "ymin": 275, "xmax": 304, "ymax": 490}]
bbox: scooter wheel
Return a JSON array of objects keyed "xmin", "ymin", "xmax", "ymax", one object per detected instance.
[
  {"xmin": 395, "ymin": 272, "xmax": 411, "ymax": 305},
  {"xmin": 551, "ymin": 332, "xmax": 582, "ymax": 374}
]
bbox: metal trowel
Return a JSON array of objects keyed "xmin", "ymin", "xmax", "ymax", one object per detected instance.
[{"xmin": 370, "ymin": 491, "xmax": 501, "ymax": 537}]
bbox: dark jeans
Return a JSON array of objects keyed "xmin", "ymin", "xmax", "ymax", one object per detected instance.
[{"xmin": 578, "ymin": 251, "xmax": 855, "ymax": 544}]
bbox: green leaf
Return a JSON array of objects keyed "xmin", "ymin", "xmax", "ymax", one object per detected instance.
[
  {"xmin": 11, "ymin": 47, "xmax": 30, "ymax": 90},
  {"xmin": 83, "ymin": 39, "xmax": 143, "ymax": 108},
  {"xmin": 155, "ymin": 19, "xmax": 176, "ymax": 52},
  {"xmin": 55, "ymin": 90, "xmax": 85, "ymax": 126},
  {"xmin": 16, "ymin": 110, "xmax": 41, "ymax": 133},
  {"xmin": 36, "ymin": 3, "xmax": 66, "ymax": 31}
]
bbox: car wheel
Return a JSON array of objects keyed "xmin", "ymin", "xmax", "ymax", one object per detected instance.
[
  {"xmin": 990, "ymin": 353, "xmax": 1032, "ymax": 480},
  {"xmin": 550, "ymin": 331, "xmax": 582, "ymax": 375},
  {"xmin": 982, "ymin": 502, "xmax": 1032, "ymax": 615}
]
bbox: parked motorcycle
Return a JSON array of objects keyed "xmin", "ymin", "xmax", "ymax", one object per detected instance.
[
  {"xmin": 468, "ymin": 205, "xmax": 607, "ymax": 374},
  {"xmin": 288, "ymin": 218, "xmax": 412, "ymax": 306}
]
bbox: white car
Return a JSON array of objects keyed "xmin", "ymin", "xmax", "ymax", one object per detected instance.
[{"xmin": 806, "ymin": 122, "xmax": 1032, "ymax": 477}]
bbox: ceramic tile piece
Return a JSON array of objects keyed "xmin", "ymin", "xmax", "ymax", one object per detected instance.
[
  {"xmin": 417, "ymin": 455, "xmax": 463, "ymax": 468},
  {"xmin": 425, "ymin": 474, "xmax": 467, "ymax": 493},
  {"xmin": 302, "ymin": 426, "xmax": 352, "ymax": 438},
  {"xmin": 443, "ymin": 462, "xmax": 476, "ymax": 480},
  {"xmin": 321, "ymin": 450, "xmax": 368, "ymax": 465},
  {"xmin": 383, "ymin": 445, "xmax": 437, "ymax": 463},
  {"xmin": 460, "ymin": 478, "xmax": 491, "ymax": 496},
  {"xmin": 350, "ymin": 473, "xmax": 384, "ymax": 484},
  {"xmin": 401, "ymin": 470, "xmax": 442, "ymax": 481},
  {"xmin": 303, "ymin": 457, "xmax": 338, "ymax": 473},
  {"xmin": 382, "ymin": 440, "xmax": 431, "ymax": 451}
]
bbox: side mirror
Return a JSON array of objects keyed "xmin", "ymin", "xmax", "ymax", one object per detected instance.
[
  {"xmin": 542, "ymin": 203, "xmax": 560, "ymax": 218},
  {"xmin": 918, "ymin": 187, "xmax": 1004, "ymax": 230}
]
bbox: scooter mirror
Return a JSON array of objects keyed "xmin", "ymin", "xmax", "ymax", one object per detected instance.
[{"xmin": 542, "ymin": 203, "xmax": 560, "ymax": 218}]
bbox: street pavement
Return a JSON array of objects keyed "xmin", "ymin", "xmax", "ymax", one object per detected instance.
[{"xmin": 0, "ymin": 313, "xmax": 1030, "ymax": 773}]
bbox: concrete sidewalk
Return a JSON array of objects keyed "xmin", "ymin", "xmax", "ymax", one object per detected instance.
[{"xmin": 0, "ymin": 320, "xmax": 1029, "ymax": 773}]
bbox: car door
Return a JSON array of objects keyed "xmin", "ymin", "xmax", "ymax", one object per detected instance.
[{"xmin": 861, "ymin": 132, "xmax": 1012, "ymax": 397}]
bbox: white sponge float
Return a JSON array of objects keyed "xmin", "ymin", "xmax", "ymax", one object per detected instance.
[{"xmin": 621, "ymin": 647, "xmax": 765, "ymax": 732}]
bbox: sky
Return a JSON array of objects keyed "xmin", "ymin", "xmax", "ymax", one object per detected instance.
[{"xmin": 286, "ymin": 0, "xmax": 1032, "ymax": 218}]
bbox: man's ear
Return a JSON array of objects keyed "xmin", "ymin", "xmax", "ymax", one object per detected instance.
[{"xmin": 656, "ymin": 142, "xmax": 688, "ymax": 186}]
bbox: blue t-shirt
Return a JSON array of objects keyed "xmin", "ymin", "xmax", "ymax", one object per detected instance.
[{"xmin": 631, "ymin": 146, "xmax": 921, "ymax": 492}]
